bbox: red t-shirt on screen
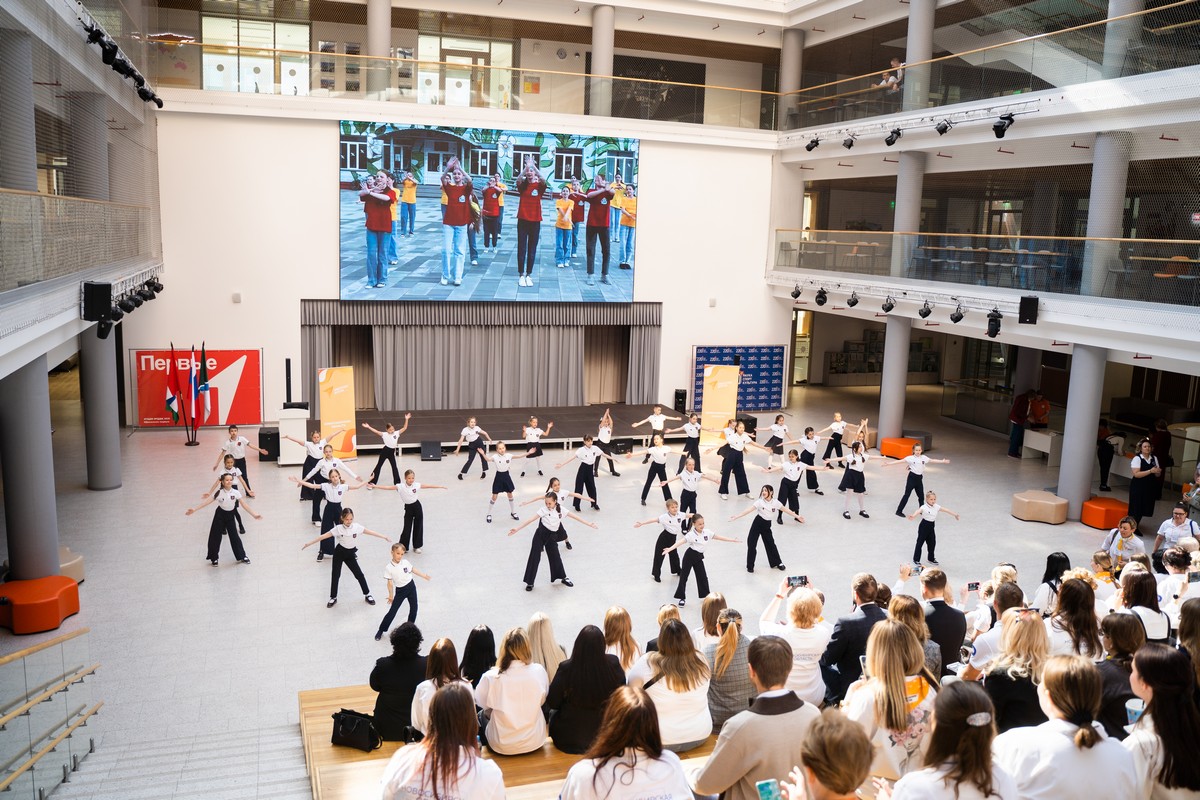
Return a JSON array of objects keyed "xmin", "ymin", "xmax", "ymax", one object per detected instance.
[
  {"xmin": 568, "ymin": 192, "xmax": 587, "ymax": 222},
  {"xmin": 517, "ymin": 180, "xmax": 544, "ymax": 222},
  {"xmin": 443, "ymin": 183, "xmax": 471, "ymax": 226},
  {"xmin": 362, "ymin": 189, "xmax": 396, "ymax": 233},
  {"xmin": 482, "ymin": 187, "xmax": 502, "ymax": 217},
  {"xmin": 586, "ymin": 189, "xmax": 614, "ymax": 227}
]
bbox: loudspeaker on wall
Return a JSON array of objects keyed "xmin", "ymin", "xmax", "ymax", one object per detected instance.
[{"xmin": 1019, "ymin": 295, "xmax": 1039, "ymax": 325}]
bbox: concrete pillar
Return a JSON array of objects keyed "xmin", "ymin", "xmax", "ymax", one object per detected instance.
[
  {"xmin": 66, "ymin": 92, "xmax": 110, "ymax": 201},
  {"xmin": 590, "ymin": 5, "xmax": 615, "ymax": 117},
  {"xmin": 902, "ymin": 0, "xmax": 936, "ymax": 112},
  {"xmin": 1027, "ymin": 181, "xmax": 1059, "ymax": 238},
  {"xmin": 365, "ymin": 0, "xmax": 391, "ymax": 95},
  {"xmin": 777, "ymin": 28, "xmax": 804, "ymax": 130},
  {"xmin": 890, "ymin": 152, "xmax": 926, "ymax": 277},
  {"xmin": 80, "ymin": 325, "xmax": 123, "ymax": 491},
  {"xmin": 1012, "ymin": 346, "xmax": 1041, "ymax": 395},
  {"xmin": 1103, "ymin": 0, "xmax": 1146, "ymax": 79},
  {"xmin": 0, "ymin": 356, "xmax": 62, "ymax": 579},
  {"xmin": 0, "ymin": 29, "xmax": 38, "ymax": 191},
  {"xmin": 877, "ymin": 315, "xmax": 912, "ymax": 440},
  {"xmin": 1081, "ymin": 132, "xmax": 1132, "ymax": 296},
  {"xmin": 1058, "ymin": 344, "xmax": 1109, "ymax": 518}
]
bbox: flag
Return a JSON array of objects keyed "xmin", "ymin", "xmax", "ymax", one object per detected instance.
[
  {"xmin": 197, "ymin": 342, "xmax": 211, "ymax": 425},
  {"xmin": 165, "ymin": 344, "xmax": 180, "ymax": 424},
  {"xmin": 188, "ymin": 346, "xmax": 198, "ymax": 427}
]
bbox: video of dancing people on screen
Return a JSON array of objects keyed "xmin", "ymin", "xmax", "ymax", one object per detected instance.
[{"xmin": 339, "ymin": 121, "xmax": 641, "ymax": 302}]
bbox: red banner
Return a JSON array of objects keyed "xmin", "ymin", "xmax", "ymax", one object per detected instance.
[{"xmin": 134, "ymin": 349, "xmax": 262, "ymax": 427}]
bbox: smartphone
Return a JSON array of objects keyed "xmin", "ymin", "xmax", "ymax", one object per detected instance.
[
  {"xmin": 859, "ymin": 654, "xmax": 868, "ymax": 677},
  {"xmin": 756, "ymin": 778, "xmax": 782, "ymax": 800},
  {"xmin": 967, "ymin": 581, "xmax": 981, "ymax": 592},
  {"xmin": 787, "ymin": 575, "xmax": 809, "ymax": 588},
  {"xmin": 1189, "ymin": 571, "xmax": 1200, "ymax": 584},
  {"xmin": 912, "ymin": 564, "xmax": 924, "ymax": 575}
]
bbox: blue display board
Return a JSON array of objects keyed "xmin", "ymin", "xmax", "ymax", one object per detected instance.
[{"xmin": 692, "ymin": 345, "xmax": 787, "ymax": 413}]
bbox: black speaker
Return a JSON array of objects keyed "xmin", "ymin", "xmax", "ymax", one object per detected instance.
[
  {"xmin": 82, "ymin": 281, "xmax": 112, "ymax": 321},
  {"xmin": 258, "ymin": 427, "xmax": 279, "ymax": 461},
  {"xmin": 282, "ymin": 401, "xmax": 309, "ymax": 410},
  {"xmin": 1019, "ymin": 295, "xmax": 1039, "ymax": 325},
  {"xmin": 673, "ymin": 389, "xmax": 687, "ymax": 414},
  {"xmin": 737, "ymin": 416, "xmax": 758, "ymax": 435},
  {"xmin": 612, "ymin": 439, "xmax": 632, "ymax": 455},
  {"xmin": 420, "ymin": 441, "xmax": 442, "ymax": 461}
]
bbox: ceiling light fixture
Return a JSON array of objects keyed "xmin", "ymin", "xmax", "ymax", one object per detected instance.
[
  {"xmin": 918, "ymin": 300, "xmax": 932, "ymax": 319},
  {"xmin": 993, "ymin": 113, "xmax": 1015, "ymax": 138}
]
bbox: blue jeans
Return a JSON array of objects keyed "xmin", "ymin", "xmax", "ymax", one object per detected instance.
[
  {"xmin": 620, "ymin": 225, "xmax": 636, "ymax": 265},
  {"xmin": 610, "ymin": 207, "xmax": 622, "ymax": 239},
  {"xmin": 376, "ymin": 580, "xmax": 418, "ymax": 633},
  {"xmin": 442, "ymin": 224, "xmax": 467, "ymax": 282},
  {"xmin": 555, "ymin": 227, "xmax": 571, "ymax": 264},
  {"xmin": 366, "ymin": 230, "xmax": 389, "ymax": 285},
  {"xmin": 385, "ymin": 220, "xmax": 399, "ymax": 262},
  {"xmin": 468, "ymin": 224, "xmax": 478, "ymax": 260},
  {"xmin": 400, "ymin": 202, "xmax": 416, "ymax": 235},
  {"xmin": 571, "ymin": 222, "xmax": 581, "ymax": 256}
]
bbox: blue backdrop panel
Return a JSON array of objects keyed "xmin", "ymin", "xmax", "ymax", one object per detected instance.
[{"xmin": 692, "ymin": 345, "xmax": 787, "ymax": 413}]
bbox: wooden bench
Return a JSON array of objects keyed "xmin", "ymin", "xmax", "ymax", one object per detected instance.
[{"xmin": 300, "ymin": 685, "xmax": 717, "ymax": 800}]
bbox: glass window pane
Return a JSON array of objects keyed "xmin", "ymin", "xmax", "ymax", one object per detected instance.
[
  {"xmin": 276, "ymin": 23, "xmax": 309, "ymax": 50},
  {"xmin": 237, "ymin": 19, "xmax": 273, "ymax": 49},
  {"xmin": 202, "ymin": 16, "xmax": 237, "ymax": 47}
]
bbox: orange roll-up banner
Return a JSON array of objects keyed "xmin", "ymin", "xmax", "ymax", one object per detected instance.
[
  {"xmin": 699, "ymin": 365, "xmax": 740, "ymax": 447},
  {"xmin": 318, "ymin": 366, "xmax": 357, "ymax": 460}
]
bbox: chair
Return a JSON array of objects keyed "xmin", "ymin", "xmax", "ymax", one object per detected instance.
[
  {"xmin": 1161, "ymin": 255, "xmax": 1199, "ymax": 305},
  {"xmin": 984, "ymin": 248, "xmax": 1016, "ymax": 287},
  {"xmin": 844, "ymin": 242, "xmax": 875, "ymax": 273},
  {"xmin": 778, "ymin": 241, "xmax": 798, "ymax": 267},
  {"xmin": 1101, "ymin": 256, "xmax": 1138, "ymax": 298}
]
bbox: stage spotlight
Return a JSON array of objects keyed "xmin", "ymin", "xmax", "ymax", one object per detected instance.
[
  {"xmin": 805, "ymin": 137, "xmax": 820, "ymax": 152},
  {"xmin": 137, "ymin": 85, "xmax": 155, "ymax": 102},
  {"xmin": 950, "ymin": 303, "xmax": 964, "ymax": 323},
  {"xmin": 987, "ymin": 307, "xmax": 1003, "ymax": 338},
  {"xmin": 842, "ymin": 135, "xmax": 856, "ymax": 150},
  {"xmin": 129, "ymin": 292, "xmax": 144, "ymax": 308},
  {"xmin": 99, "ymin": 37, "xmax": 119, "ymax": 65},
  {"xmin": 84, "ymin": 22, "xmax": 105, "ymax": 46},
  {"xmin": 146, "ymin": 278, "xmax": 163, "ymax": 294},
  {"xmin": 137, "ymin": 288, "xmax": 154, "ymax": 302},
  {"xmin": 118, "ymin": 296, "xmax": 136, "ymax": 313},
  {"xmin": 131, "ymin": 71, "xmax": 146, "ymax": 88},
  {"xmin": 881, "ymin": 296, "xmax": 895, "ymax": 313},
  {"xmin": 815, "ymin": 288, "xmax": 828, "ymax": 306},
  {"xmin": 790, "ymin": 284, "xmax": 802, "ymax": 300},
  {"xmin": 112, "ymin": 55, "xmax": 134, "ymax": 78},
  {"xmin": 846, "ymin": 291, "xmax": 859, "ymax": 308},
  {"xmin": 935, "ymin": 119, "xmax": 953, "ymax": 136},
  {"xmin": 885, "ymin": 128, "xmax": 902, "ymax": 147},
  {"xmin": 109, "ymin": 305, "xmax": 124, "ymax": 322},
  {"xmin": 97, "ymin": 320, "xmax": 113, "ymax": 339},
  {"xmin": 993, "ymin": 113, "xmax": 1015, "ymax": 138},
  {"xmin": 918, "ymin": 300, "xmax": 932, "ymax": 319},
  {"xmin": 151, "ymin": 94, "xmax": 164, "ymax": 109}
]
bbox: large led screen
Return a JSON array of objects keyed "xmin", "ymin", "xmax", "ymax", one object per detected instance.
[{"xmin": 339, "ymin": 121, "xmax": 640, "ymax": 302}]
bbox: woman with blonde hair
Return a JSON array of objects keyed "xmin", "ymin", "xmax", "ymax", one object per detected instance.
[
  {"xmin": 993, "ymin": 655, "xmax": 1137, "ymax": 798},
  {"xmin": 381, "ymin": 683, "xmax": 505, "ymax": 800},
  {"xmin": 842, "ymin": 620, "xmax": 938, "ymax": 782},
  {"xmin": 702, "ymin": 607, "xmax": 753, "ymax": 731},
  {"xmin": 760, "ymin": 579, "xmax": 832, "ymax": 705},
  {"xmin": 475, "ymin": 627, "xmax": 549, "ymax": 755},
  {"xmin": 695, "ymin": 592, "xmax": 727, "ymax": 648},
  {"xmin": 604, "ymin": 606, "xmax": 642, "ymax": 672},
  {"xmin": 888, "ymin": 595, "xmax": 942, "ymax": 678},
  {"xmin": 646, "ymin": 604, "xmax": 680, "ymax": 653},
  {"xmin": 626, "ymin": 619, "xmax": 712, "ymax": 751},
  {"xmin": 528, "ymin": 611, "xmax": 567, "ymax": 682},
  {"xmin": 985, "ymin": 607, "xmax": 1050, "ymax": 732}
]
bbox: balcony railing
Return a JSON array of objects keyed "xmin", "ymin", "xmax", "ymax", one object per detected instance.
[
  {"xmin": 781, "ymin": 0, "xmax": 1200, "ymax": 131},
  {"xmin": 152, "ymin": 0, "xmax": 1199, "ymax": 132},
  {"xmin": 0, "ymin": 189, "xmax": 153, "ymax": 292},
  {"xmin": 772, "ymin": 229, "xmax": 1200, "ymax": 306}
]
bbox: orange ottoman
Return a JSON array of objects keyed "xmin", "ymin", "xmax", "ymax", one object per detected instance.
[
  {"xmin": 0, "ymin": 576, "xmax": 80, "ymax": 635},
  {"xmin": 880, "ymin": 437, "xmax": 919, "ymax": 460},
  {"xmin": 1081, "ymin": 497, "xmax": 1128, "ymax": 530}
]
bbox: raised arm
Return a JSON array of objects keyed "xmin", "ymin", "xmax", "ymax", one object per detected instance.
[
  {"xmin": 289, "ymin": 475, "xmax": 322, "ymax": 490},
  {"xmin": 630, "ymin": 416, "xmax": 650, "ymax": 428},
  {"xmin": 361, "ymin": 422, "xmax": 384, "ymax": 436},
  {"xmin": 565, "ymin": 512, "xmax": 597, "ymax": 528},
  {"xmin": 939, "ymin": 507, "xmax": 962, "ymax": 520},
  {"xmin": 237, "ymin": 498, "xmax": 262, "ymax": 520},
  {"xmin": 507, "ymin": 516, "xmax": 538, "ymax": 536},
  {"xmin": 712, "ymin": 533, "xmax": 741, "ymax": 543},
  {"xmin": 632, "ymin": 516, "xmax": 663, "ymax": 528},
  {"xmin": 729, "ymin": 505, "xmax": 757, "ymax": 521},
  {"xmin": 555, "ymin": 453, "xmax": 578, "ymax": 469},
  {"xmin": 362, "ymin": 528, "xmax": 392, "ymax": 543},
  {"xmin": 186, "ymin": 494, "xmax": 217, "ymax": 515},
  {"xmin": 301, "ymin": 531, "xmax": 335, "ymax": 549},
  {"xmin": 762, "ymin": 578, "xmax": 791, "ymax": 626}
]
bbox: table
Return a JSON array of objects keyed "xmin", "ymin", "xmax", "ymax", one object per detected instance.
[{"xmin": 1129, "ymin": 255, "xmax": 1200, "ymax": 303}]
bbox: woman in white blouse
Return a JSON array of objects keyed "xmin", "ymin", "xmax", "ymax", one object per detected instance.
[
  {"xmin": 625, "ymin": 619, "xmax": 712, "ymax": 751},
  {"xmin": 1044, "ymin": 578, "xmax": 1102, "ymax": 658},
  {"xmin": 409, "ymin": 638, "xmax": 473, "ymax": 737},
  {"xmin": 1119, "ymin": 570, "xmax": 1173, "ymax": 644},
  {"xmin": 603, "ymin": 606, "xmax": 642, "ymax": 672},
  {"xmin": 759, "ymin": 580, "xmax": 831, "ymax": 705},
  {"xmin": 475, "ymin": 627, "xmax": 549, "ymax": 755},
  {"xmin": 1124, "ymin": 644, "xmax": 1200, "ymax": 800}
]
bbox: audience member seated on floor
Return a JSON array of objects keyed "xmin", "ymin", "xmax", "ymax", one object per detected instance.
[
  {"xmin": 544, "ymin": 624, "xmax": 626, "ymax": 755},
  {"xmin": 695, "ymin": 593, "xmax": 727, "ymax": 649},
  {"xmin": 820, "ymin": 573, "xmax": 886, "ymax": 705},
  {"xmin": 380, "ymin": 682, "xmax": 505, "ymax": 800},
  {"xmin": 1045, "ymin": 578, "xmax": 1102, "ymax": 658},
  {"xmin": 1095, "ymin": 612, "xmax": 1145, "ymax": 741},
  {"xmin": 371, "ymin": 622, "xmax": 427, "ymax": 741},
  {"xmin": 558, "ymin": 686, "xmax": 693, "ymax": 800},
  {"xmin": 1118, "ymin": 570, "xmax": 1172, "ymax": 644},
  {"xmin": 842, "ymin": 620, "xmax": 939, "ymax": 787},
  {"xmin": 1124, "ymin": 644, "xmax": 1200, "ymax": 800},
  {"xmin": 692, "ymin": 635, "xmax": 820, "ymax": 800},
  {"xmin": 459, "ymin": 624, "xmax": 496, "ymax": 689},
  {"xmin": 604, "ymin": 606, "xmax": 642, "ymax": 672},
  {"xmin": 702, "ymin": 607, "xmax": 754, "ymax": 732},
  {"xmin": 779, "ymin": 708, "xmax": 874, "ymax": 800},
  {"xmin": 528, "ymin": 611, "xmax": 568, "ymax": 682},
  {"xmin": 985, "ymin": 608, "xmax": 1049, "ymax": 733},
  {"xmin": 960, "ymin": 582, "xmax": 1024, "ymax": 682},
  {"xmin": 646, "ymin": 603, "xmax": 680, "ymax": 653},
  {"xmin": 992, "ymin": 655, "xmax": 1138, "ymax": 799},
  {"xmin": 626, "ymin": 619, "xmax": 713, "ymax": 752},
  {"xmin": 873, "ymin": 681, "xmax": 1017, "ymax": 800},
  {"xmin": 410, "ymin": 637, "xmax": 473, "ymax": 738},
  {"xmin": 760, "ymin": 580, "xmax": 832, "ymax": 706},
  {"xmin": 475, "ymin": 626, "xmax": 549, "ymax": 755},
  {"xmin": 887, "ymin": 594, "xmax": 941, "ymax": 679}
]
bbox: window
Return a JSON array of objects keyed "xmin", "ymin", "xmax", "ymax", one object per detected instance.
[
  {"xmin": 383, "ymin": 142, "xmax": 413, "ymax": 174},
  {"xmin": 512, "ymin": 146, "xmax": 540, "ymax": 177},
  {"xmin": 340, "ymin": 137, "xmax": 368, "ymax": 171},
  {"xmin": 554, "ymin": 149, "xmax": 583, "ymax": 182},
  {"xmin": 469, "ymin": 149, "xmax": 497, "ymax": 177},
  {"xmin": 427, "ymin": 151, "xmax": 453, "ymax": 174},
  {"xmin": 606, "ymin": 152, "xmax": 636, "ymax": 184}
]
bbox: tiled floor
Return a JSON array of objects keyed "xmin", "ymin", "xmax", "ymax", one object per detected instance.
[{"xmin": 5, "ymin": 379, "xmax": 1120, "ymax": 798}]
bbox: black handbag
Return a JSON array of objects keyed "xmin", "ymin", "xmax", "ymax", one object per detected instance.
[{"xmin": 330, "ymin": 708, "xmax": 382, "ymax": 752}]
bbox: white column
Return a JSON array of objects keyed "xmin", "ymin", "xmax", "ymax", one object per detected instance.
[
  {"xmin": 1012, "ymin": 346, "xmax": 1041, "ymax": 395},
  {"xmin": 890, "ymin": 152, "xmax": 926, "ymax": 277},
  {"xmin": 902, "ymin": 0, "xmax": 936, "ymax": 112},
  {"xmin": 1103, "ymin": 0, "xmax": 1146, "ymax": 79},
  {"xmin": 81, "ymin": 325, "xmax": 123, "ymax": 491},
  {"xmin": 877, "ymin": 315, "xmax": 912, "ymax": 440},
  {"xmin": 1057, "ymin": 344, "xmax": 1109, "ymax": 518},
  {"xmin": 590, "ymin": 5, "xmax": 615, "ymax": 116},
  {"xmin": 366, "ymin": 0, "xmax": 391, "ymax": 96},
  {"xmin": 1081, "ymin": 132, "xmax": 1132, "ymax": 296},
  {"xmin": 67, "ymin": 92, "xmax": 110, "ymax": 201},
  {"xmin": 0, "ymin": 29, "xmax": 37, "ymax": 191},
  {"xmin": 777, "ymin": 28, "xmax": 804, "ymax": 130}
]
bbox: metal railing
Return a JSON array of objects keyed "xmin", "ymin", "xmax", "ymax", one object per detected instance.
[
  {"xmin": 772, "ymin": 229, "xmax": 1200, "ymax": 305},
  {"xmin": 0, "ymin": 189, "xmax": 153, "ymax": 293},
  {"xmin": 0, "ymin": 629, "xmax": 102, "ymax": 799}
]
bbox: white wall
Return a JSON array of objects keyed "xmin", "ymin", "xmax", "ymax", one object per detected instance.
[{"xmin": 133, "ymin": 108, "xmax": 790, "ymax": 420}]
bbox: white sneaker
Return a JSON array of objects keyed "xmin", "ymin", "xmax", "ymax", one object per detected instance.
[
  {"xmin": 517, "ymin": 276, "xmax": 525, "ymax": 287},
  {"xmin": 453, "ymin": 280, "xmax": 461, "ymax": 286},
  {"xmin": 440, "ymin": 278, "xmax": 448, "ymax": 286},
  {"xmin": 471, "ymin": 259, "xmax": 478, "ymax": 266}
]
